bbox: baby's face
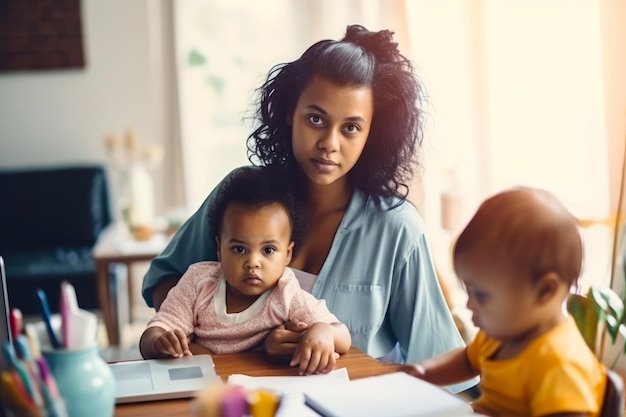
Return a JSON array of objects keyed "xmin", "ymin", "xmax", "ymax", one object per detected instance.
[
  {"xmin": 217, "ymin": 202, "xmax": 294, "ymax": 303},
  {"xmin": 455, "ymin": 246, "xmax": 543, "ymax": 342}
]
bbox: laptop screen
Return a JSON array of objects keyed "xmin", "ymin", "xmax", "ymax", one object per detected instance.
[{"xmin": 0, "ymin": 256, "xmax": 12, "ymax": 370}]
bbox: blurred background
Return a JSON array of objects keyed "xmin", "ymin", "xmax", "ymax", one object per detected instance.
[{"xmin": 0, "ymin": 0, "xmax": 625, "ymax": 348}]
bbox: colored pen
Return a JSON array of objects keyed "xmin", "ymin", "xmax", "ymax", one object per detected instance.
[
  {"xmin": 37, "ymin": 356, "xmax": 59, "ymax": 399},
  {"xmin": 24, "ymin": 323, "xmax": 42, "ymax": 361},
  {"xmin": 1, "ymin": 369, "xmax": 34, "ymax": 410},
  {"xmin": 2, "ymin": 342, "xmax": 42, "ymax": 406},
  {"xmin": 37, "ymin": 370, "xmax": 68, "ymax": 417},
  {"xmin": 9, "ymin": 308, "xmax": 22, "ymax": 356},
  {"xmin": 36, "ymin": 288, "xmax": 61, "ymax": 349},
  {"xmin": 15, "ymin": 336, "xmax": 34, "ymax": 362}
]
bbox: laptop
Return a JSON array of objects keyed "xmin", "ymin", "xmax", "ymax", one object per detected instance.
[
  {"xmin": 0, "ymin": 256, "xmax": 12, "ymax": 370},
  {"xmin": 109, "ymin": 353, "xmax": 221, "ymax": 404}
]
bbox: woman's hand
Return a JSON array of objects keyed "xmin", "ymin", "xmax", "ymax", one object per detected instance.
[
  {"xmin": 290, "ymin": 322, "xmax": 343, "ymax": 375},
  {"xmin": 264, "ymin": 320, "xmax": 309, "ymax": 364}
]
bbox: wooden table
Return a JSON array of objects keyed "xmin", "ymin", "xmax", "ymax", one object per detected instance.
[
  {"xmin": 92, "ymin": 225, "xmax": 169, "ymax": 346},
  {"xmin": 114, "ymin": 346, "xmax": 397, "ymax": 417}
]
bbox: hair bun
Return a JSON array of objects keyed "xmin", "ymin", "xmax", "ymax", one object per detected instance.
[{"xmin": 343, "ymin": 24, "xmax": 400, "ymax": 63}]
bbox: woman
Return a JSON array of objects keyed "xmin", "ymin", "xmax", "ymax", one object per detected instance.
[{"xmin": 142, "ymin": 24, "xmax": 473, "ymax": 392}]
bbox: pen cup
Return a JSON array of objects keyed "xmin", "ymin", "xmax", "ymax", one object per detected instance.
[{"xmin": 42, "ymin": 345, "xmax": 115, "ymax": 417}]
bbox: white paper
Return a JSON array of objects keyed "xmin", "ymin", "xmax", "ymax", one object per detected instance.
[
  {"xmin": 227, "ymin": 368, "xmax": 350, "ymax": 417},
  {"xmin": 303, "ymin": 372, "xmax": 473, "ymax": 417}
]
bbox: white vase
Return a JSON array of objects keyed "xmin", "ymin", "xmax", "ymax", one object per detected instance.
[{"xmin": 127, "ymin": 163, "xmax": 155, "ymax": 228}]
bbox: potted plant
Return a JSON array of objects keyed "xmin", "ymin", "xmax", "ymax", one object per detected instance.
[{"xmin": 568, "ymin": 284, "xmax": 626, "ymax": 369}]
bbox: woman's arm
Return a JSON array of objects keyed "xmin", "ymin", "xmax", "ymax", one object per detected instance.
[
  {"xmin": 142, "ymin": 197, "xmax": 216, "ymax": 308},
  {"xmin": 387, "ymin": 229, "xmax": 481, "ymax": 394},
  {"xmin": 142, "ymin": 168, "xmax": 252, "ymax": 308},
  {"xmin": 263, "ymin": 320, "xmax": 308, "ymax": 364},
  {"xmin": 389, "ymin": 233, "xmax": 467, "ymax": 364},
  {"xmin": 329, "ymin": 322, "xmax": 351, "ymax": 354},
  {"xmin": 152, "ymin": 277, "xmax": 181, "ymax": 311}
]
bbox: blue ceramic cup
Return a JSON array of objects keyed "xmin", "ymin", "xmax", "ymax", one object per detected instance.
[{"xmin": 43, "ymin": 345, "xmax": 115, "ymax": 417}]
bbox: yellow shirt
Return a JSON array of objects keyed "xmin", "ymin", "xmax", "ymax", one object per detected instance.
[{"xmin": 466, "ymin": 316, "xmax": 606, "ymax": 416}]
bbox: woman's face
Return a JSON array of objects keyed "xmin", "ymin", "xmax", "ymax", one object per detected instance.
[{"xmin": 290, "ymin": 75, "xmax": 373, "ymax": 188}]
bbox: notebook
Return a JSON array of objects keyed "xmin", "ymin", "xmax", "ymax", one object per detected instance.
[
  {"xmin": 109, "ymin": 354, "xmax": 221, "ymax": 404},
  {"xmin": 303, "ymin": 372, "xmax": 473, "ymax": 417}
]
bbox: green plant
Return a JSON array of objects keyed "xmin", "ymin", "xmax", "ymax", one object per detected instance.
[
  {"xmin": 568, "ymin": 285, "xmax": 626, "ymax": 369},
  {"xmin": 568, "ymin": 128, "xmax": 626, "ymax": 369}
]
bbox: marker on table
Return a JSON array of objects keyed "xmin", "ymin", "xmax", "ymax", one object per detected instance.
[
  {"xmin": 1, "ymin": 370, "xmax": 35, "ymax": 410},
  {"xmin": 60, "ymin": 281, "xmax": 78, "ymax": 349},
  {"xmin": 9, "ymin": 308, "xmax": 22, "ymax": 356},
  {"xmin": 248, "ymin": 389, "xmax": 280, "ymax": 417},
  {"xmin": 36, "ymin": 289, "xmax": 61, "ymax": 349},
  {"xmin": 59, "ymin": 281, "xmax": 97, "ymax": 349},
  {"xmin": 220, "ymin": 385, "xmax": 248, "ymax": 417},
  {"xmin": 2, "ymin": 343, "xmax": 42, "ymax": 406},
  {"xmin": 23, "ymin": 323, "xmax": 42, "ymax": 361},
  {"xmin": 37, "ymin": 357, "xmax": 59, "ymax": 399}
]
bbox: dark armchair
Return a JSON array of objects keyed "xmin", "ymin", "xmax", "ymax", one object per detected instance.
[{"xmin": 0, "ymin": 165, "xmax": 112, "ymax": 315}]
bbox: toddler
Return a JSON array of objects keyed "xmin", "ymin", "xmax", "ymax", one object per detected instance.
[
  {"xmin": 400, "ymin": 186, "xmax": 606, "ymax": 416},
  {"xmin": 140, "ymin": 167, "xmax": 351, "ymax": 375}
]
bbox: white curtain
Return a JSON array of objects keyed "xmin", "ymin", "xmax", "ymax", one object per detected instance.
[
  {"xmin": 404, "ymin": 0, "xmax": 625, "ymax": 300},
  {"xmin": 171, "ymin": 0, "xmax": 409, "ymax": 212},
  {"xmin": 171, "ymin": 0, "xmax": 626, "ymax": 298}
]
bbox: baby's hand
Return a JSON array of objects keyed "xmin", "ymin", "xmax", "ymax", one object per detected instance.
[
  {"xmin": 290, "ymin": 322, "xmax": 339, "ymax": 375},
  {"xmin": 153, "ymin": 328, "xmax": 192, "ymax": 358},
  {"xmin": 397, "ymin": 363, "xmax": 427, "ymax": 379}
]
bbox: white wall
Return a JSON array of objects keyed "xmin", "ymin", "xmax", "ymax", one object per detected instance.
[{"xmin": 0, "ymin": 0, "xmax": 174, "ymax": 216}]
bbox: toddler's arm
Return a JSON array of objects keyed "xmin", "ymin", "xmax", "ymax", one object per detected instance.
[
  {"xmin": 289, "ymin": 322, "xmax": 351, "ymax": 375},
  {"xmin": 398, "ymin": 347, "xmax": 477, "ymax": 386},
  {"xmin": 139, "ymin": 326, "xmax": 192, "ymax": 359}
]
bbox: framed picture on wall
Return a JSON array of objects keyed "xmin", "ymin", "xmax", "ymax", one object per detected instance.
[{"xmin": 0, "ymin": 0, "xmax": 85, "ymax": 72}]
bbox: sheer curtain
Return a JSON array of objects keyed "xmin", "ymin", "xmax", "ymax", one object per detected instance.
[
  {"xmin": 171, "ymin": 0, "xmax": 625, "ymax": 299},
  {"xmin": 403, "ymin": 0, "xmax": 625, "ymax": 306},
  {"xmin": 172, "ymin": 0, "xmax": 298, "ymax": 212},
  {"xmin": 171, "ymin": 0, "xmax": 409, "ymax": 212}
]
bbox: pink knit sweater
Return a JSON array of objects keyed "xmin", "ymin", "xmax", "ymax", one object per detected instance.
[{"xmin": 146, "ymin": 261, "xmax": 339, "ymax": 354}]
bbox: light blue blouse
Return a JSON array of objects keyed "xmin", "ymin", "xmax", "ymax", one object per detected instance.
[{"xmin": 142, "ymin": 167, "xmax": 476, "ymax": 392}]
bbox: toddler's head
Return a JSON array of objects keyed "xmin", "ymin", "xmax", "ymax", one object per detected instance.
[
  {"xmin": 209, "ymin": 167, "xmax": 303, "ymax": 302},
  {"xmin": 453, "ymin": 186, "xmax": 582, "ymax": 340}
]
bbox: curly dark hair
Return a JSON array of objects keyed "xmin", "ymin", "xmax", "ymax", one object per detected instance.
[
  {"xmin": 247, "ymin": 24, "xmax": 425, "ymax": 204},
  {"xmin": 208, "ymin": 167, "xmax": 303, "ymax": 253}
]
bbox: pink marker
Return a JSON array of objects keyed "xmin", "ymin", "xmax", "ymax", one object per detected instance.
[
  {"xmin": 37, "ymin": 357, "xmax": 59, "ymax": 399},
  {"xmin": 220, "ymin": 385, "xmax": 248, "ymax": 417},
  {"xmin": 60, "ymin": 281, "xmax": 79, "ymax": 348}
]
